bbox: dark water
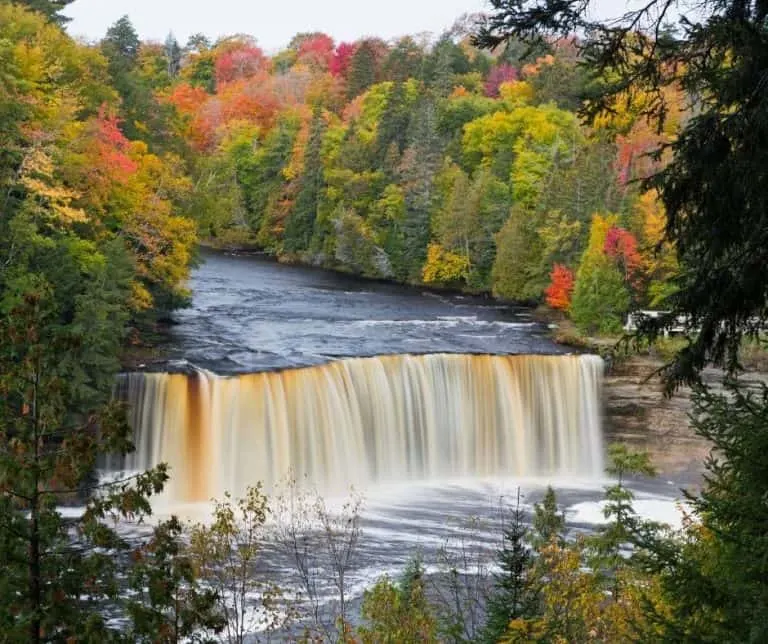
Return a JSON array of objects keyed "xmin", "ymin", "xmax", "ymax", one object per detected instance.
[{"xmin": 164, "ymin": 249, "xmax": 566, "ymax": 373}]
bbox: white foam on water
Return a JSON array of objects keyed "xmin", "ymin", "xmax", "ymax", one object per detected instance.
[{"xmin": 568, "ymin": 496, "xmax": 691, "ymax": 529}]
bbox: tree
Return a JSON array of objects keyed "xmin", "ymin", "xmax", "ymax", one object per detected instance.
[
  {"xmin": 374, "ymin": 82, "xmax": 411, "ymax": 164},
  {"xmin": 214, "ymin": 42, "xmax": 266, "ymax": 85},
  {"xmin": 102, "ymin": 15, "xmax": 140, "ymax": 70},
  {"xmin": 3, "ymin": 0, "xmax": 74, "ymax": 24},
  {"xmin": 331, "ymin": 42, "xmax": 356, "ymax": 78},
  {"xmin": 570, "ymin": 215, "xmax": 630, "ymax": 334},
  {"xmin": 491, "ymin": 207, "xmax": 545, "ymax": 302},
  {"xmin": 358, "ymin": 556, "xmax": 438, "ymax": 644},
  {"xmin": 531, "ymin": 486, "xmax": 565, "ymax": 549},
  {"xmin": 422, "ymin": 243, "xmax": 470, "ymax": 285},
  {"xmin": 346, "ymin": 40, "xmax": 379, "ymax": 99},
  {"xmin": 481, "ymin": 490, "xmax": 536, "ymax": 644},
  {"xmin": 190, "ymin": 485, "xmax": 287, "ymax": 643},
  {"xmin": 382, "ymin": 37, "xmax": 425, "ymax": 83},
  {"xmin": 544, "ymin": 263, "xmax": 574, "ymax": 311},
  {"xmin": 398, "ymin": 99, "xmax": 444, "ymax": 282},
  {"xmin": 590, "ymin": 445, "xmax": 657, "ymax": 588},
  {"xmin": 604, "ymin": 225, "xmax": 643, "ymax": 292},
  {"xmin": 164, "ymin": 33, "xmax": 182, "ymax": 78},
  {"xmin": 638, "ymin": 385, "xmax": 768, "ymax": 642},
  {"xmin": 283, "ymin": 110, "xmax": 326, "ymax": 253},
  {"xmin": 295, "ymin": 33, "xmax": 335, "ymax": 71},
  {"xmin": 273, "ymin": 479, "xmax": 363, "ymax": 640},
  {"xmin": 484, "ymin": 63, "xmax": 518, "ymax": 98},
  {"xmin": 0, "ymin": 10, "xmax": 202, "ymax": 639},
  {"xmin": 505, "ymin": 538, "xmax": 605, "ymax": 643},
  {"xmin": 126, "ymin": 517, "xmax": 225, "ymax": 642}
]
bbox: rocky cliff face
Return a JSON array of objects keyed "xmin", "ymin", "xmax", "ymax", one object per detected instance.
[{"xmin": 603, "ymin": 355, "xmax": 710, "ymax": 484}]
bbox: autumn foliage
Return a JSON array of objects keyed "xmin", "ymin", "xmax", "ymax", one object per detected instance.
[
  {"xmin": 604, "ymin": 225, "xmax": 643, "ymax": 288},
  {"xmin": 94, "ymin": 107, "xmax": 138, "ymax": 178},
  {"xmin": 330, "ymin": 42, "xmax": 356, "ymax": 77},
  {"xmin": 215, "ymin": 43, "xmax": 267, "ymax": 85},
  {"xmin": 484, "ymin": 63, "xmax": 518, "ymax": 97},
  {"xmin": 545, "ymin": 264, "xmax": 575, "ymax": 311}
]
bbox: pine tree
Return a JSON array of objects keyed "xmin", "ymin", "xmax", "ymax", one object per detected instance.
[
  {"xmin": 0, "ymin": 221, "xmax": 217, "ymax": 640},
  {"xmin": 102, "ymin": 15, "xmax": 140, "ymax": 69},
  {"xmin": 481, "ymin": 490, "xmax": 536, "ymax": 644},
  {"xmin": 382, "ymin": 37, "xmax": 425, "ymax": 82},
  {"xmin": 531, "ymin": 486, "xmax": 566, "ymax": 549},
  {"xmin": 5, "ymin": 0, "xmax": 74, "ymax": 24},
  {"xmin": 374, "ymin": 82, "xmax": 410, "ymax": 165},
  {"xmin": 398, "ymin": 98, "xmax": 444, "ymax": 282},
  {"xmin": 491, "ymin": 206, "xmax": 546, "ymax": 302},
  {"xmin": 346, "ymin": 40, "xmax": 378, "ymax": 99},
  {"xmin": 570, "ymin": 215, "xmax": 630, "ymax": 334},
  {"xmin": 283, "ymin": 110, "xmax": 326, "ymax": 253}
]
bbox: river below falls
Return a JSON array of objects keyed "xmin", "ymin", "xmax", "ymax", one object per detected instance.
[{"xmin": 112, "ymin": 248, "xmax": 697, "ymax": 636}]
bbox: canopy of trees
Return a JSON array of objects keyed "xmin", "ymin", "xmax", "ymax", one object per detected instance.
[{"xmin": 150, "ymin": 18, "xmax": 685, "ymax": 336}]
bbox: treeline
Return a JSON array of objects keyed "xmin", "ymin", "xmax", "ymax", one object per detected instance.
[
  {"xmin": 0, "ymin": 5, "xmax": 685, "ymax": 334},
  {"xmin": 70, "ymin": 12, "xmax": 680, "ymax": 334}
]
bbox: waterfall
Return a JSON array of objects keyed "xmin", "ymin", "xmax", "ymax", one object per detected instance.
[{"xmin": 111, "ymin": 354, "xmax": 604, "ymax": 502}]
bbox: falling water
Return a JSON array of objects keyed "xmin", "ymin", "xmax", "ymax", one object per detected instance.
[{"xmin": 110, "ymin": 353, "xmax": 604, "ymax": 503}]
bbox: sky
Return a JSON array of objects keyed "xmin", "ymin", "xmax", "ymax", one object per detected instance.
[{"xmin": 64, "ymin": 0, "xmax": 491, "ymax": 50}]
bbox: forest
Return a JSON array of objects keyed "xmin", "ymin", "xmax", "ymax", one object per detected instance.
[
  {"xmin": 2, "ymin": 0, "xmax": 768, "ymax": 641},
  {"xmin": 161, "ymin": 14, "xmax": 679, "ymax": 336},
  {"xmin": 4, "ymin": 0, "xmax": 681, "ymax": 337}
]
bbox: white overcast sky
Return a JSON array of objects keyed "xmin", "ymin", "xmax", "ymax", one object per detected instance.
[{"xmin": 64, "ymin": 0, "xmax": 493, "ymax": 50}]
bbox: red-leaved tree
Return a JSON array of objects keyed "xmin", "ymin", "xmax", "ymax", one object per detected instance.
[
  {"xmin": 604, "ymin": 225, "xmax": 643, "ymax": 288},
  {"xmin": 484, "ymin": 63, "xmax": 519, "ymax": 97},
  {"xmin": 545, "ymin": 264, "xmax": 575, "ymax": 311},
  {"xmin": 330, "ymin": 42, "xmax": 356, "ymax": 77},
  {"xmin": 297, "ymin": 33, "xmax": 335, "ymax": 70},
  {"xmin": 215, "ymin": 45, "xmax": 267, "ymax": 85}
]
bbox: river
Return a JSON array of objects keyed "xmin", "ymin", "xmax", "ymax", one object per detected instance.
[
  {"xmin": 161, "ymin": 249, "xmax": 565, "ymax": 372},
  {"xmin": 113, "ymin": 249, "xmax": 689, "ymax": 637}
]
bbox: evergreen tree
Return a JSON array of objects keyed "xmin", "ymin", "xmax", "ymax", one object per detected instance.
[
  {"xmin": 382, "ymin": 37, "xmax": 425, "ymax": 82},
  {"xmin": 639, "ymin": 385, "xmax": 768, "ymax": 641},
  {"xmin": 346, "ymin": 40, "xmax": 378, "ymax": 99},
  {"xmin": 102, "ymin": 15, "xmax": 140, "ymax": 70},
  {"xmin": 491, "ymin": 206, "xmax": 545, "ymax": 302},
  {"xmin": 429, "ymin": 40, "xmax": 456, "ymax": 97},
  {"xmin": 374, "ymin": 82, "xmax": 410, "ymax": 165},
  {"xmin": 531, "ymin": 486, "xmax": 566, "ymax": 549},
  {"xmin": 398, "ymin": 98, "xmax": 444, "ymax": 281},
  {"xmin": 425, "ymin": 36, "xmax": 471, "ymax": 95},
  {"xmin": 3, "ymin": 0, "xmax": 74, "ymax": 24},
  {"xmin": 481, "ymin": 490, "xmax": 535, "ymax": 644},
  {"xmin": 164, "ymin": 32, "xmax": 182, "ymax": 78},
  {"xmin": 0, "ymin": 220, "xmax": 215, "ymax": 640},
  {"xmin": 0, "ymin": 9, "xmax": 211, "ymax": 640},
  {"xmin": 235, "ymin": 114, "xmax": 300, "ymax": 231},
  {"xmin": 283, "ymin": 110, "xmax": 326, "ymax": 253},
  {"xmin": 101, "ymin": 16, "xmax": 144, "ymax": 140},
  {"xmin": 186, "ymin": 32, "xmax": 211, "ymax": 53}
]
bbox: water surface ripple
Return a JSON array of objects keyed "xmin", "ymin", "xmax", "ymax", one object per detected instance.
[{"xmin": 167, "ymin": 249, "xmax": 566, "ymax": 373}]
